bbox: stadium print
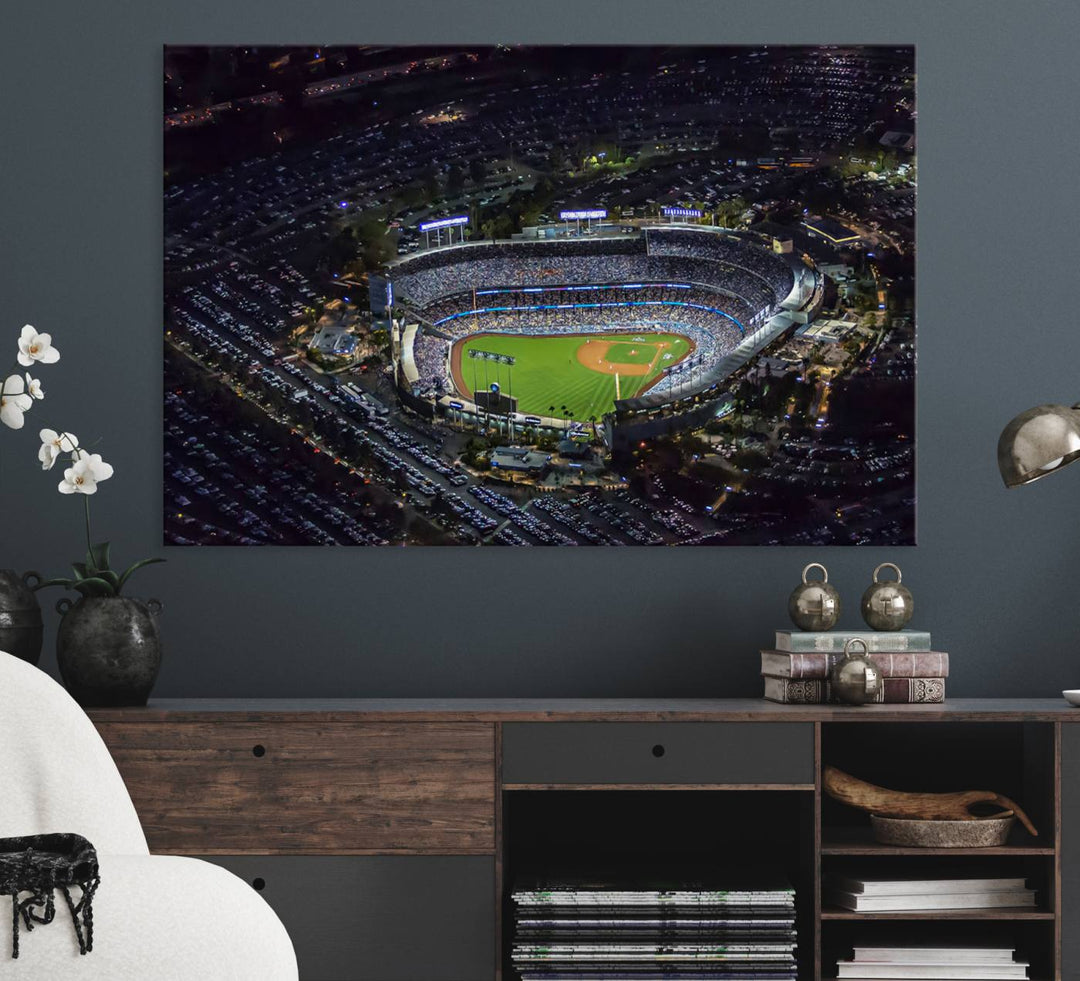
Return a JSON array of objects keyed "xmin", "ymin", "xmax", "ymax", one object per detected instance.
[{"xmin": 164, "ymin": 45, "xmax": 915, "ymax": 546}]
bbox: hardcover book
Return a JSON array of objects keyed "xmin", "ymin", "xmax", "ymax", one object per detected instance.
[
  {"xmin": 837, "ymin": 965, "xmax": 1027, "ymax": 980},
  {"xmin": 825, "ymin": 889, "xmax": 1035, "ymax": 912},
  {"xmin": 851, "ymin": 947, "xmax": 1017, "ymax": 963},
  {"xmin": 760, "ymin": 650, "xmax": 948, "ymax": 680},
  {"xmin": 762, "ymin": 676, "xmax": 945, "ymax": 704},
  {"xmin": 774, "ymin": 630, "xmax": 931, "ymax": 653},
  {"xmin": 831, "ymin": 876, "xmax": 1026, "ymax": 896}
]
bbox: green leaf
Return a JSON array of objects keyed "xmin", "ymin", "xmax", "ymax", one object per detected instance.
[
  {"xmin": 32, "ymin": 577, "xmax": 77, "ymax": 592},
  {"xmin": 86, "ymin": 542, "xmax": 111, "ymax": 575},
  {"xmin": 97, "ymin": 569, "xmax": 121, "ymax": 591},
  {"xmin": 117, "ymin": 557, "xmax": 166, "ymax": 594},
  {"xmin": 71, "ymin": 562, "xmax": 89, "ymax": 580},
  {"xmin": 72, "ymin": 577, "xmax": 117, "ymax": 599}
]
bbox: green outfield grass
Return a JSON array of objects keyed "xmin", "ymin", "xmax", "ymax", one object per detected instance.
[{"xmin": 453, "ymin": 331, "xmax": 692, "ymax": 422}]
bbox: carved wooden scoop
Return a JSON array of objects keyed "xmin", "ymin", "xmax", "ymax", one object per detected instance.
[{"xmin": 824, "ymin": 766, "xmax": 1039, "ymax": 837}]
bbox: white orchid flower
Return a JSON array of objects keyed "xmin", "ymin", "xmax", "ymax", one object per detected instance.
[
  {"xmin": 0, "ymin": 374, "xmax": 33, "ymax": 430},
  {"xmin": 25, "ymin": 374, "xmax": 43, "ymax": 400},
  {"xmin": 17, "ymin": 325, "xmax": 60, "ymax": 367},
  {"xmin": 38, "ymin": 429, "xmax": 79, "ymax": 470},
  {"xmin": 58, "ymin": 450, "xmax": 114, "ymax": 495}
]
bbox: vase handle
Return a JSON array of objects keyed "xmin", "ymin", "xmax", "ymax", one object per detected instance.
[
  {"xmin": 22, "ymin": 571, "xmax": 42, "ymax": 589},
  {"xmin": 56, "ymin": 597, "xmax": 74, "ymax": 616},
  {"xmin": 146, "ymin": 599, "xmax": 163, "ymax": 616}
]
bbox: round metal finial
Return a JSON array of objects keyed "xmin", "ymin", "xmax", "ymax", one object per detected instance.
[
  {"xmin": 861, "ymin": 562, "xmax": 913, "ymax": 631},
  {"xmin": 789, "ymin": 562, "xmax": 841, "ymax": 631},
  {"xmin": 831, "ymin": 636, "xmax": 883, "ymax": 705}
]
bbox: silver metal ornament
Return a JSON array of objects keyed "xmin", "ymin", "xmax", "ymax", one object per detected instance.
[
  {"xmin": 788, "ymin": 562, "xmax": 841, "ymax": 631},
  {"xmin": 861, "ymin": 562, "xmax": 914, "ymax": 631},
  {"xmin": 830, "ymin": 638, "xmax": 884, "ymax": 705}
]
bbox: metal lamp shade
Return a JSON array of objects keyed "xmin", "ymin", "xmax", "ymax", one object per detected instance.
[{"xmin": 997, "ymin": 404, "xmax": 1080, "ymax": 487}]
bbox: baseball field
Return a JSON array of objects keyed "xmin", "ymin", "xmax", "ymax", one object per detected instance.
[{"xmin": 451, "ymin": 331, "xmax": 694, "ymax": 422}]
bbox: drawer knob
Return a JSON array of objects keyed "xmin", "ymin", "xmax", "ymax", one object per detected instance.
[
  {"xmin": 252, "ymin": 744, "xmax": 267, "ymax": 758},
  {"xmin": 651, "ymin": 744, "xmax": 666, "ymax": 758},
  {"xmin": 252, "ymin": 877, "xmax": 266, "ymax": 891}
]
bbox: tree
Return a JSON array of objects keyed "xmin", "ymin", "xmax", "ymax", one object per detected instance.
[
  {"xmin": 469, "ymin": 158, "xmax": 486, "ymax": 185},
  {"xmin": 353, "ymin": 216, "xmax": 392, "ymax": 270},
  {"xmin": 447, "ymin": 164, "xmax": 466, "ymax": 197},
  {"xmin": 326, "ymin": 227, "xmax": 358, "ymax": 271},
  {"xmin": 420, "ymin": 165, "xmax": 439, "ymax": 201},
  {"xmin": 400, "ymin": 184, "xmax": 426, "ymax": 210},
  {"xmin": 714, "ymin": 197, "xmax": 748, "ymax": 229},
  {"xmin": 493, "ymin": 214, "xmax": 515, "ymax": 240}
]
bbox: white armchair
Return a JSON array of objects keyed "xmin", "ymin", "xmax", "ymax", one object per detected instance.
[{"xmin": 0, "ymin": 650, "xmax": 298, "ymax": 980}]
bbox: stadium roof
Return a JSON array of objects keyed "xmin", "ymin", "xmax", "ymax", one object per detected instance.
[
  {"xmin": 491, "ymin": 447, "xmax": 549, "ymax": 472},
  {"xmin": 880, "ymin": 131, "xmax": 915, "ymax": 150},
  {"xmin": 801, "ymin": 215, "xmax": 861, "ymax": 245},
  {"xmin": 311, "ymin": 323, "xmax": 357, "ymax": 355}
]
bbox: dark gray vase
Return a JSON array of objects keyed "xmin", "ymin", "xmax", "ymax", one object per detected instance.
[
  {"xmin": 0, "ymin": 569, "xmax": 44, "ymax": 665},
  {"xmin": 55, "ymin": 596, "xmax": 163, "ymax": 707}
]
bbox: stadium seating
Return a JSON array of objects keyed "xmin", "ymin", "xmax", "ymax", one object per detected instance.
[{"xmin": 392, "ymin": 230, "xmax": 793, "ymax": 401}]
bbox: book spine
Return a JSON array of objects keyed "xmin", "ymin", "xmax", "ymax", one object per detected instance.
[
  {"xmin": 762, "ymin": 650, "xmax": 949, "ymax": 680},
  {"xmin": 763, "ymin": 676, "xmax": 946, "ymax": 704},
  {"xmin": 776, "ymin": 631, "xmax": 932, "ymax": 653}
]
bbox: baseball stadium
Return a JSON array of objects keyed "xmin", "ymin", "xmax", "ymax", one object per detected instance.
[{"xmin": 389, "ymin": 226, "xmax": 815, "ymax": 436}]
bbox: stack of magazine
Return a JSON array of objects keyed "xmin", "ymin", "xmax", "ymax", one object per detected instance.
[
  {"xmin": 836, "ymin": 945, "xmax": 1029, "ymax": 979},
  {"xmin": 825, "ymin": 874, "xmax": 1036, "ymax": 912},
  {"xmin": 510, "ymin": 875, "xmax": 798, "ymax": 980}
]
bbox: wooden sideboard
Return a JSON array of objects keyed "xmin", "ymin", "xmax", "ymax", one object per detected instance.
[{"xmin": 89, "ymin": 699, "xmax": 1080, "ymax": 981}]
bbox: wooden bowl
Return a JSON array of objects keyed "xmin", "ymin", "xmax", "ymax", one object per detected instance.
[{"xmin": 870, "ymin": 813, "xmax": 1016, "ymax": 848}]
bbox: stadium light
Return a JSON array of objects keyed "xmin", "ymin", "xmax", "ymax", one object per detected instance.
[
  {"xmin": 559, "ymin": 209, "xmax": 607, "ymax": 220},
  {"xmin": 419, "ymin": 214, "xmax": 470, "ymax": 249},
  {"xmin": 419, "ymin": 215, "xmax": 470, "ymax": 232},
  {"xmin": 662, "ymin": 207, "xmax": 703, "ymax": 218}
]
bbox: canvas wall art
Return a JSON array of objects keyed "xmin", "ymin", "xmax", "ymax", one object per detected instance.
[{"xmin": 164, "ymin": 45, "xmax": 915, "ymax": 546}]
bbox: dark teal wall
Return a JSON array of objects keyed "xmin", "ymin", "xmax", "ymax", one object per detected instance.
[{"xmin": 3, "ymin": 0, "xmax": 1079, "ymax": 697}]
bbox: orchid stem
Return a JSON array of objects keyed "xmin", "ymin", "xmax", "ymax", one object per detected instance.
[{"xmin": 84, "ymin": 494, "xmax": 93, "ymax": 556}]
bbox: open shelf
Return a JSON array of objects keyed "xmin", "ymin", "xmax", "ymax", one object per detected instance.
[
  {"xmin": 817, "ymin": 720, "xmax": 1060, "ymax": 981},
  {"xmin": 501, "ymin": 788, "xmax": 814, "ymax": 980},
  {"xmin": 495, "ymin": 719, "xmax": 1067, "ymax": 981},
  {"xmin": 821, "ymin": 906, "xmax": 1055, "ymax": 921},
  {"xmin": 820, "ymin": 915, "xmax": 1056, "ymax": 980},
  {"xmin": 820, "ymin": 826, "xmax": 1054, "ymax": 856}
]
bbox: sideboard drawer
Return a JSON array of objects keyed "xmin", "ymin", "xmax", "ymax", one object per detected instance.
[
  {"xmin": 207, "ymin": 855, "xmax": 495, "ymax": 981},
  {"xmin": 501, "ymin": 722, "xmax": 813, "ymax": 786},
  {"xmin": 95, "ymin": 722, "xmax": 495, "ymax": 854}
]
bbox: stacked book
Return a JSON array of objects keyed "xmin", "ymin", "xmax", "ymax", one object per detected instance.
[
  {"xmin": 762, "ymin": 630, "xmax": 948, "ymax": 704},
  {"xmin": 510, "ymin": 875, "xmax": 798, "ymax": 980},
  {"xmin": 825, "ymin": 874, "xmax": 1036, "ymax": 912},
  {"xmin": 836, "ymin": 945, "xmax": 1029, "ymax": 979}
]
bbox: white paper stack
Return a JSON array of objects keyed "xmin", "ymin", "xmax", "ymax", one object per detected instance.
[
  {"xmin": 825, "ymin": 875, "xmax": 1036, "ymax": 912},
  {"xmin": 837, "ymin": 945, "xmax": 1028, "ymax": 979}
]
